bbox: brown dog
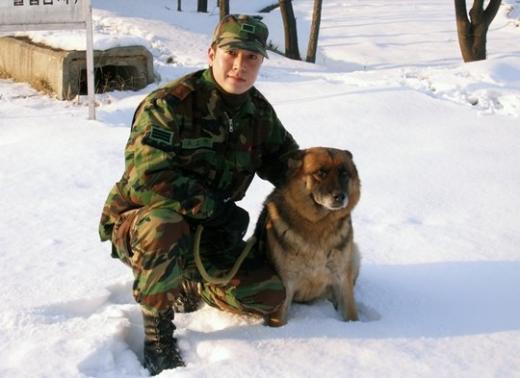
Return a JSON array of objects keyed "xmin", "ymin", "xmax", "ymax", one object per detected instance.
[{"xmin": 256, "ymin": 147, "xmax": 361, "ymax": 326}]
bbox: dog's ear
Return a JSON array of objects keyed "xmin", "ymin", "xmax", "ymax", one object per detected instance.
[
  {"xmin": 287, "ymin": 149, "xmax": 304, "ymax": 168},
  {"xmin": 344, "ymin": 150, "xmax": 353, "ymax": 159},
  {"xmin": 285, "ymin": 149, "xmax": 305, "ymax": 178}
]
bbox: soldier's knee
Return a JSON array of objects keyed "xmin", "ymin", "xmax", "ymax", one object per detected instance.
[{"xmin": 130, "ymin": 207, "xmax": 191, "ymax": 255}]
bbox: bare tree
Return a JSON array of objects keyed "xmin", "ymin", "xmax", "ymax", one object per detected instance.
[
  {"xmin": 279, "ymin": 0, "xmax": 301, "ymax": 60},
  {"xmin": 454, "ymin": 0, "xmax": 502, "ymax": 62},
  {"xmin": 220, "ymin": 0, "xmax": 230, "ymax": 20},
  {"xmin": 306, "ymin": 0, "xmax": 323, "ymax": 63},
  {"xmin": 197, "ymin": 0, "xmax": 208, "ymax": 13}
]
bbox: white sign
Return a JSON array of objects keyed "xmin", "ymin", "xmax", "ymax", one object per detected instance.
[
  {"xmin": 0, "ymin": 0, "xmax": 86, "ymax": 30},
  {"xmin": 0, "ymin": 0, "xmax": 96, "ymax": 120}
]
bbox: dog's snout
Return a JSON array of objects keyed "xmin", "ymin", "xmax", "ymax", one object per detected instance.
[{"xmin": 333, "ymin": 191, "xmax": 346, "ymax": 203}]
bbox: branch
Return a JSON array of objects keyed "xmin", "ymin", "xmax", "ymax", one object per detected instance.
[
  {"xmin": 454, "ymin": 0, "xmax": 469, "ymax": 25},
  {"xmin": 454, "ymin": 0, "xmax": 470, "ymax": 36},
  {"xmin": 473, "ymin": 0, "xmax": 485, "ymax": 10},
  {"xmin": 469, "ymin": 0, "xmax": 485, "ymax": 24},
  {"xmin": 483, "ymin": 0, "xmax": 502, "ymax": 27}
]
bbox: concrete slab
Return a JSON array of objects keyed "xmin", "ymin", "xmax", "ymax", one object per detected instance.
[{"xmin": 0, "ymin": 36, "xmax": 154, "ymax": 100}]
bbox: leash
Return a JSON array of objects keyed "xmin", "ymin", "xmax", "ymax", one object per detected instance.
[{"xmin": 193, "ymin": 225, "xmax": 256, "ymax": 285}]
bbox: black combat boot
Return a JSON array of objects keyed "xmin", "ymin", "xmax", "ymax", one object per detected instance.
[
  {"xmin": 142, "ymin": 307, "xmax": 185, "ymax": 375},
  {"xmin": 172, "ymin": 280, "xmax": 203, "ymax": 313}
]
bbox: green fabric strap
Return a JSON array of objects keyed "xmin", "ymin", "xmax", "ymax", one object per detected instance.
[{"xmin": 193, "ymin": 225, "xmax": 256, "ymax": 285}]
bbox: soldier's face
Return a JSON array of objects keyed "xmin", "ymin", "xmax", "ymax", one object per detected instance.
[{"xmin": 208, "ymin": 46, "xmax": 264, "ymax": 94}]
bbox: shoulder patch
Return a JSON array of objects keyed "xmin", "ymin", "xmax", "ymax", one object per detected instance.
[
  {"xmin": 150, "ymin": 126, "xmax": 174, "ymax": 144},
  {"xmin": 143, "ymin": 125, "xmax": 176, "ymax": 151},
  {"xmin": 152, "ymin": 72, "xmax": 197, "ymax": 103},
  {"xmin": 170, "ymin": 83, "xmax": 193, "ymax": 101}
]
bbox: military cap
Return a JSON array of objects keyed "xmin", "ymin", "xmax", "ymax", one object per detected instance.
[{"xmin": 212, "ymin": 14, "xmax": 269, "ymax": 58}]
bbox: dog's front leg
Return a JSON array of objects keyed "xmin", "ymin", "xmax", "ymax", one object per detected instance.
[
  {"xmin": 333, "ymin": 275, "xmax": 359, "ymax": 321},
  {"xmin": 265, "ymin": 282, "xmax": 294, "ymax": 327}
]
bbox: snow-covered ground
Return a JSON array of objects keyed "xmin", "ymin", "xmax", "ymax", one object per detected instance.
[{"xmin": 1, "ymin": 0, "xmax": 520, "ymax": 377}]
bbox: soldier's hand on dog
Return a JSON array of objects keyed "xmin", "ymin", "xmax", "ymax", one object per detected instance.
[{"xmin": 200, "ymin": 199, "xmax": 250, "ymax": 254}]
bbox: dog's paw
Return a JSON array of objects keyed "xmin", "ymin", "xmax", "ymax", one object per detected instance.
[{"xmin": 264, "ymin": 313, "xmax": 287, "ymax": 327}]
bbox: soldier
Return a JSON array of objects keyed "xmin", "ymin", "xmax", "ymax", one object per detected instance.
[{"xmin": 99, "ymin": 14, "xmax": 298, "ymax": 375}]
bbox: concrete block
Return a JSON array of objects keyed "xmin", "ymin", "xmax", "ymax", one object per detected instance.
[{"xmin": 0, "ymin": 36, "xmax": 154, "ymax": 100}]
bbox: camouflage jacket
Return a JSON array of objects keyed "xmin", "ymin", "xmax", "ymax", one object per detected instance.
[{"xmin": 99, "ymin": 69, "xmax": 298, "ymax": 241}]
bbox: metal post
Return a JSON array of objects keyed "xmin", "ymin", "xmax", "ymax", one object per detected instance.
[{"xmin": 84, "ymin": 0, "xmax": 96, "ymax": 120}]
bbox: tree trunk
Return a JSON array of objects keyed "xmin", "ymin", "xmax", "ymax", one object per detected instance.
[
  {"xmin": 279, "ymin": 0, "xmax": 301, "ymax": 60},
  {"xmin": 454, "ymin": 0, "xmax": 502, "ymax": 62},
  {"xmin": 197, "ymin": 0, "xmax": 208, "ymax": 13},
  {"xmin": 220, "ymin": 0, "xmax": 230, "ymax": 20},
  {"xmin": 306, "ymin": 0, "xmax": 323, "ymax": 63},
  {"xmin": 177, "ymin": 0, "xmax": 181, "ymax": 12}
]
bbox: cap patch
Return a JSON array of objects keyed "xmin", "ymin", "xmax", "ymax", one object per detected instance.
[{"xmin": 241, "ymin": 23, "xmax": 256, "ymax": 34}]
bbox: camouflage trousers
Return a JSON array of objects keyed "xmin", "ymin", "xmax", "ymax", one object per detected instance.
[{"xmin": 110, "ymin": 206, "xmax": 285, "ymax": 317}]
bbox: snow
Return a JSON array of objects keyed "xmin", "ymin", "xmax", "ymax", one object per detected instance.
[{"xmin": 1, "ymin": 0, "xmax": 520, "ymax": 377}]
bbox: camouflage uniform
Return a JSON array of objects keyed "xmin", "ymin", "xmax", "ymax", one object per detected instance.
[{"xmin": 99, "ymin": 68, "xmax": 298, "ymax": 316}]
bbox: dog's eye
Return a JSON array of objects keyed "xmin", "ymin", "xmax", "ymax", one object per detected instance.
[
  {"xmin": 315, "ymin": 169, "xmax": 328, "ymax": 179},
  {"xmin": 339, "ymin": 169, "xmax": 350, "ymax": 179}
]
